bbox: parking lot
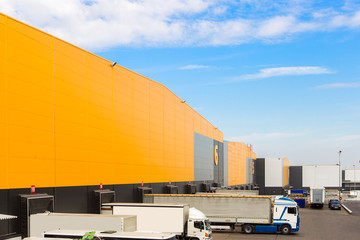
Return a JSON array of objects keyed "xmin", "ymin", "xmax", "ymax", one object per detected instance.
[{"xmin": 213, "ymin": 201, "xmax": 360, "ymax": 240}]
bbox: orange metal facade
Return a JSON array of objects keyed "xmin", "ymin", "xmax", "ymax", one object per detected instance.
[
  {"xmin": 0, "ymin": 13, "xmax": 224, "ymax": 189},
  {"xmin": 283, "ymin": 157, "xmax": 289, "ymax": 186},
  {"xmin": 227, "ymin": 141, "xmax": 256, "ymax": 186}
]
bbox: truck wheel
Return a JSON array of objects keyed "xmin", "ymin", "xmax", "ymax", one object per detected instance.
[
  {"xmin": 281, "ymin": 225, "xmax": 291, "ymax": 235},
  {"xmin": 243, "ymin": 224, "xmax": 253, "ymax": 234}
]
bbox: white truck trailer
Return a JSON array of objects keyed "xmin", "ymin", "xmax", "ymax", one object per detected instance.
[
  {"xmin": 40, "ymin": 229, "xmax": 176, "ymax": 240},
  {"xmin": 310, "ymin": 188, "xmax": 325, "ymax": 208},
  {"xmin": 143, "ymin": 194, "xmax": 300, "ymax": 235},
  {"xmin": 101, "ymin": 203, "xmax": 212, "ymax": 240},
  {"xmin": 210, "ymin": 189, "xmax": 259, "ymax": 195},
  {"xmin": 30, "ymin": 213, "xmax": 136, "ymax": 237}
]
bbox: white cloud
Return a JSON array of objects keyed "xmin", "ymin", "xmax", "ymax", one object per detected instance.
[
  {"xmin": 0, "ymin": 0, "xmax": 215, "ymax": 50},
  {"xmin": 257, "ymin": 16, "xmax": 296, "ymax": 37},
  {"xmin": 192, "ymin": 19, "xmax": 251, "ymax": 45},
  {"xmin": 204, "ymin": 66, "xmax": 333, "ymax": 85},
  {"xmin": 0, "ymin": 1, "xmax": 359, "ymax": 50},
  {"xmin": 240, "ymin": 66, "xmax": 333, "ymax": 80},
  {"xmin": 330, "ymin": 11, "xmax": 360, "ymax": 28},
  {"xmin": 211, "ymin": 5, "xmax": 228, "ymax": 15},
  {"xmin": 179, "ymin": 64, "xmax": 210, "ymax": 70},
  {"xmin": 314, "ymin": 82, "xmax": 360, "ymax": 89}
]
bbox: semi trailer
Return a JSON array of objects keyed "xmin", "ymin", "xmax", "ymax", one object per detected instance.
[
  {"xmin": 101, "ymin": 203, "xmax": 212, "ymax": 240},
  {"xmin": 30, "ymin": 213, "xmax": 136, "ymax": 237},
  {"xmin": 143, "ymin": 194, "xmax": 300, "ymax": 234},
  {"xmin": 310, "ymin": 188, "xmax": 325, "ymax": 208}
]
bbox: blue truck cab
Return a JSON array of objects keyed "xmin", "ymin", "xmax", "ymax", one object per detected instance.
[
  {"xmin": 244, "ymin": 197, "xmax": 300, "ymax": 234},
  {"xmin": 272, "ymin": 197, "xmax": 300, "ymax": 233}
]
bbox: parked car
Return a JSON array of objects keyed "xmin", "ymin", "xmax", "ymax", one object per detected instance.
[
  {"xmin": 328, "ymin": 199, "xmax": 339, "ymax": 208},
  {"xmin": 329, "ymin": 200, "xmax": 341, "ymax": 210}
]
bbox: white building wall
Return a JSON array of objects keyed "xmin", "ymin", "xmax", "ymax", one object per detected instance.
[
  {"xmin": 302, "ymin": 165, "xmax": 340, "ymax": 188},
  {"xmin": 344, "ymin": 169, "xmax": 360, "ymax": 182},
  {"xmin": 265, "ymin": 158, "xmax": 283, "ymax": 187}
]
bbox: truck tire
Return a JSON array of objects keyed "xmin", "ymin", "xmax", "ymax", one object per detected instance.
[
  {"xmin": 281, "ymin": 225, "xmax": 291, "ymax": 235},
  {"xmin": 243, "ymin": 224, "xmax": 253, "ymax": 234}
]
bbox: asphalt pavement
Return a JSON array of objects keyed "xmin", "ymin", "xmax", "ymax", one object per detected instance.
[
  {"xmin": 212, "ymin": 201, "xmax": 360, "ymax": 240},
  {"xmin": 343, "ymin": 200, "xmax": 360, "ymax": 216}
]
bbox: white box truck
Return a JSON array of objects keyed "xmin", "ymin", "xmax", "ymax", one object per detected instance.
[
  {"xmin": 39, "ymin": 229, "xmax": 176, "ymax": 240},
  {"xmin": 310, "ymin": 188, "xmax": 325, "ymax": 208},
  {"xmin": 101, "ymin": 203, "xmax": 212, "ymax": 240},
  {"xmin": 144, "ymin": 194, "xmax": 300, "ymax": 235},
  {"xmin": 30, "ymin": 212, "xmax": 136, "ymax": 237}
]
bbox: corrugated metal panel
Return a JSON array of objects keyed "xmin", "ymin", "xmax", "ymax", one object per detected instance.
[
  {"xmin": 289, "ymin": 166, "xmax": 303, "ymax": 189},
  {"xmin": 246, "ymin": 158, "xmax": 253, "ymax": 184},
  {"xmin": 254, "ymin": 158, "xmax": 265, "ymax": 192},
  {"xmin": 223, "ymin": 141, "xmax": 228, "ymax": 186},
  {"xmin": 213, "ymin": 141, "xmax": 224, "ymax": 185},
  {"xmin": 302, "ymin": 165, "xmax": 340, "ymax": 188},
  {"xmin": 344, "ymin": 169, "xmax": 360, "ymax": 182},
  {"xmin": 194, "ymin": 133, "xmax": 214, "ymax": 181},
  {"xmin": 219, "ymin": 142, "xmax": 224, "ymax": 184},
  {"xmin": 227, "ymin": 141, "xmax": 247, "ymax": 186},
  {"xmin": 0, "ymin": 12, "xmax": 225, "ymax": 188},
  {"xmin": 264, "ymin": 158, "xmax": 283, "ymax": 187},
  {"xmin": 0, "ymin": 214, "xmax": 17, "ymax": 220},
  {"xmin": 283, "ymin": 157, "xmax": 290, "ymax": 186}
]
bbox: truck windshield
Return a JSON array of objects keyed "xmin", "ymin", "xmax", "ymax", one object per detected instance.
[
  {"xmin": 288, "ymin": 207, "xmax": 297, "ymax": 215},
  {"xmin": 205, "ymin": 220, "xmax": 211, "ymax": 231},
  {"xmin": 194, "ymin": 220, "xmax": 211, "ymax": 231},
  {"xmin": 194, "ymin": 221, "xmax": 204, "ymax": 230}
]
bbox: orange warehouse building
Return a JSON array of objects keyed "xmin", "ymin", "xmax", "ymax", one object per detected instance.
[{"xmin": 0, "ymin": 13, "xmax": 257, "ymax": 237}]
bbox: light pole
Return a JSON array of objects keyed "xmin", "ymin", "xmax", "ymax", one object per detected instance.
[
  {"xmin": 354, "ymin": 165, "xmax": 356, "ymax": 192},
  {"xmin": 350, "ymin": 167, "xmax": 352, "ymax": 192},
  {"xmin": 338, "ymin": 150, "xmax": 342, "ymax": 200}
]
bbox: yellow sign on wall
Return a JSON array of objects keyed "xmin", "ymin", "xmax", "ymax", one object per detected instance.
[{"xmin": 214, "ymin": 145, "xmax": 218, "ymax": 165}]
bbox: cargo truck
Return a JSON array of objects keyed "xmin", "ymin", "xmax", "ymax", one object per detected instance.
[
  {"xmin": 40, "ymin": 229, "xmax": 176, "ymax": 240},
  {"xmin": 144, "ymin": 194, "xmax": 300, "ymax": 235},
  {"xmin": 309, "ymin": 188, "xmax": 325, "ymax": 208},
  {"xmin": 101, "ymin": 203, "xmax": 212, "ymax": 240},
  {"xmin": 30, "ymin": 212, "xmax": 136, "ymax": 237}
]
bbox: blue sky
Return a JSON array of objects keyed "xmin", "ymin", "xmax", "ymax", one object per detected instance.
[{"xmin": 1, "ymin": 0, "xmax": 359, "ymax": 168}]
